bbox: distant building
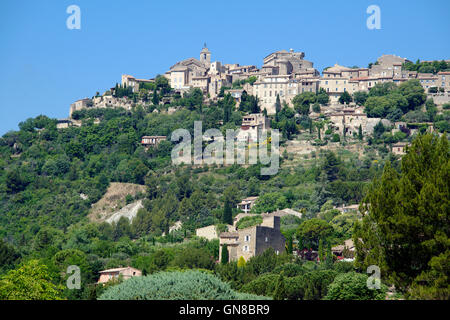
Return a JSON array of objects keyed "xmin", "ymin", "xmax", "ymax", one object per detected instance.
[
  {"xmin": 233, "ymin": 208, "xmax": 302, "ymax": 227},
  {"xmin": 237, "ymin": 113, "xmax": 270, "ymax": 143},
  {"xmin": 121, "ymin": 74, "xmax": 154, "ymax": 92},
  {"xmin": 391, "ymin": 142, "xmax": 409, "ymax": 156},
  {"xmin": 332, "ymin": 239, "xmax": 355, "ymax": 260},
  {"xmin": 97, "ymin": 266, "xmax": 142, "ymax": 284},
  {"xmin": 237, "ymin": 196, "xmax": 259, "ymax": 213},
  {"xmin": 56, "ymin": 118, "xmax": 73, "ymax": 129},
  {"xmin": 219, "ymin": 215, "xmax": 285, "ymax": 262},
  {"xmin": 69, "ymin": 98, "xmax": 91, "ymax": 117},
  {"xmin": 141, "ymin": 136, "xmax": 167, "ymax": 149}
]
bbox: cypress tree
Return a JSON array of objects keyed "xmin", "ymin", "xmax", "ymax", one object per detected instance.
[
  {"xmin": 221, "ymin": 244, "xmax": 229, "ymax": 264},
  {"xmin": 318, "ymin": 239, "xmax": 324, "ymax": 262},
  {"xmin": 358, "ymin": 124, "xmax": 363, "ymax": 140},
  {"xmin": 223, "ymin": 201, "xmax": 233, "ymax": 225},
  {"xmin": 325, "ymin": 241, "xmax": 333, "ymax": 268},
  {"xmin": 287, "ymin": 234, "xmax": 293, "ymax": 254}
]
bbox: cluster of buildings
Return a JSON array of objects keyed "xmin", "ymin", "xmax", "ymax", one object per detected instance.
[
  {"xmin": 158, "ymin": 46, "xmax": 450, "ymax": 114},
  {"xmin": 69, "ymin": 45, "xmax": 449, "ymax": 120}
]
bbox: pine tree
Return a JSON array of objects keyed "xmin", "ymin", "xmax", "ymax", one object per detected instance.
[{"xmin": 354, "ymin": 133, "xmax": 449, "ymax": 297}]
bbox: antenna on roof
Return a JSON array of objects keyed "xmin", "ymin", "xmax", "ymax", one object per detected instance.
[{"xmin": 204, "ymin": 42, "xmax": 207, "ymax": 48}]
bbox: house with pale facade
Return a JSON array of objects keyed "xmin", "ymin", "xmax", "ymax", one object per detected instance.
[
  {"xmin": 97, "ymin": 266, "xmax": 142, "ymax": 284},
  {"xmin": 237, "ymin": 196, "xmax": 259, "ymax": 213},
  {"xmin": 141, "ymin": 136, "xmax": 167, "ymax": 149},
  {"xmin": 236, "ymin": 113, "xmax": 270, "ymax": 143},
  {"xmin": 391, "ymin": 142, "xmax": 409, "ymax": 156}
]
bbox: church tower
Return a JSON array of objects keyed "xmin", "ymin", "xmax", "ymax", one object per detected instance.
[{"xmin": 200, "ymin": 43, "xmax": 211, "ymax": 67}]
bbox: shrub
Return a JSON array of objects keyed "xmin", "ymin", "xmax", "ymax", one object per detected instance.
[
  {"xmin": 241, "ymin": 273, "xmax": 279, "ymax": 297},
  {"xmin": 325, "ymin": 272, "xmax": 387, "ymax": 300},
  {"xmin": 236, "ymin": 215, "xmax": 263, "ymax": 230},
  {"xmin": 98, "ymin": 270, "xmax": 269, "ymax": 300}
]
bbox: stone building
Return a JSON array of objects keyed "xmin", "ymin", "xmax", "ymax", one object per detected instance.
[
  {"xmin": 236, "ymin": 113, "xmax": 270, "ymax": 143},
  {"xmin": 391, "ymin": 142, "xmax": 409, "ymax": 156},
  {"xmin": 69, "ymin": 98, "xmax": 91, "ymax": 117},
  {"xmin": 237, "ymin": 196, "xmax": 259, "ymax": 213},
  {"xmin": 219, "ymin": 216, "xmax": 285, "ymax": 262},
  {"xmin": 97, "ymin": 266, "xmax": 142, "ymax": 284},
  {"xmin": 320, "ymin": 64, "xmax": 359, "ymax": 102},
  {"xmin": 121, "ymin": 74, "xmax": 154, "ymax": 92},
  {"xmin": 253, "ymin": 49, "xmax": 320, "ymax": 114}
]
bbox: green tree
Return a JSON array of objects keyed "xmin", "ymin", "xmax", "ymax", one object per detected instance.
[
  {"xmin": 354, "ymin": 91, "xmax": 368, "ymax": 106},
  {"xmin": 273, "ymin": 274, "xmax": 286, "ymax": 300},
  {"xmin": 338, "ymin": 91, "xmax": 352, "ymax": 104},
  {"xmin": 0, "ymin": 260, "xmax": 64, "ymax": 300},
  {"xmin": 297, "ymin": 219, "xmax": 334, "ymax": 250},
  {"xmin": 293, "ymin": 92, "xmax": 316, "ymax": 116},
  {"xmin": 325, "ymin": 272, "xmax": 387, "ymax": 300},
  {"xmin": 223, "ymin": 201, "xmax": 233, "ymax": 225},
  {"xmin": 221, "ymin": 244, "xmax": 229, "ymax": 264},
  {"xmin": 316, "ymin": 88, "xmax": 329, "ymax": 105},
  {"xmin": 354, "ymin": 133, "xmax": 449, "ymax": 298}
]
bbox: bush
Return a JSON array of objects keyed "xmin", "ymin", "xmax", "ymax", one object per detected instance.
[
  {"xmin": 236, "ymin": 215, "xmax": 263, "ymax": 230},
  {"xmin": 325, "ymin": 272, "xmax": 387, "ymax": 300},
  {"xmin": 98, "ymin": 270, "xmax": 269, "ymax": 300},
  {"xmin": 241, "ymin": 273, "xmax": 279, "ymax": 297}
]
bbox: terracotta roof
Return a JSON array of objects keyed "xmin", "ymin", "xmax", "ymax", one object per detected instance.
[{"xmin": 99, "ymin": 266, "xmax": 140, "ymax": 273}]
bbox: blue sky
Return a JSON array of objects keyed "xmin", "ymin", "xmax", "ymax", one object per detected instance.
[{"xmin": 0, "ymin": 0, "xmax": 449, "ymax": 135}]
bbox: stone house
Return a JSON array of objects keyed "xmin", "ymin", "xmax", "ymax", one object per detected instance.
[
  {"xmin": 69, "ymin": 98, "xmax": 92, "ymax": 117},
  {"xmin": 236, "ymin": 113, "xmax": 270, "ymax": 143},
  {"xmin": 97, "ymin": 266, "xmax": 142, "ymax": 284},
  {"xmin": 219, "ymin": 216, "xmax": 286, "ymax": 262},
  {"xmin": 391, "ymin": 142, "xmax": 409, "ymax": 156},
  {"xmin": 237, "ymin": 196, "xmax": 259, "ymax": 213}
]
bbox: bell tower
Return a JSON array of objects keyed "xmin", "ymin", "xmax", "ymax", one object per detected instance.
[{"xmin": 200, "ymin": 43, "xmax": 211, "ymax": 67}]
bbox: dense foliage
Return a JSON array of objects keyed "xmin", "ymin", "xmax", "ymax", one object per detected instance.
[{"xmin": 99, "ymin": 270, "xmax": 268, "ymax": 300}]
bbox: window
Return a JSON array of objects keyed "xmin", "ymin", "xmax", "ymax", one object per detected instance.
[
  {"xmin": 245, "ymin": 235, "xmax": 250, "ymax": 242},
  {"xmin": 265, "ymin": 237, "xmax": 268, "ymax": 242},
  {"xmin": 243, "ymin": 245, "xmax": 249, "ymax": 252}
]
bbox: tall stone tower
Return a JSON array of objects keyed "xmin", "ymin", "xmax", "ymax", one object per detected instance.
[{"xmin": 200, "ymin": 43, "xmax": 211, "ymax": 67}]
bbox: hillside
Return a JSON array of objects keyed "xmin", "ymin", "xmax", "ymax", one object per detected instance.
[{"xmin": 88, "ymin": 182, "xmax": 146, "ymax": 223}]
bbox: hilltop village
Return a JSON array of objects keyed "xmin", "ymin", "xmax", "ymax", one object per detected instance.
[
  {"xmin": 65, "ymin": 46, "xmax": 449, "ymax": 148},
  {"xmin": 1, "ymin": 46, "xmax": 449, "ymax": 301}
]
